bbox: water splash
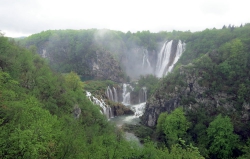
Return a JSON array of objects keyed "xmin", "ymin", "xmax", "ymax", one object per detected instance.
[{"xmin": 130, "ymin": 102, "xmax": 146, "ymax": 117}]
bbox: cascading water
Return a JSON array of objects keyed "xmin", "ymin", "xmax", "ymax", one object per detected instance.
[
  {"xmin": 106, "ymin": 86, "xmax": 114, "ymax": 101},
  {"xmin": 113, "ymin": 87, "xmax": 118, "ymax": 102},
  {"xmin": 139, "ymin": 87, "xmax": 147, "ymax": 103},
  {"xmin": 155, "ymin": 40, "xmax": 173, "ymax": 77},
  {"xmin": 155, "ymin": 40, "xmax": 185, "ymax": 78},
  {"xmin": 167, "ymin": 40, "xmax": 186, "ymax": 73},
  {"xmin": 130, "ymin": 102, "xmax": 146, "ymax": 117},
  {"xmin": 86, "ymin": 91, "xmax": 114, "ymax": 118},
  {"xmin": 106, "ymin": 86, "xmax": 118, "ymax": 102},
  {"xmin": 123, "ymin": 92, "xmax": 130, "ymax": 105},
  {"xmin": 122, "ymin": 83, "xmax": 133, "ymax": 106},
  {"xmin": 142, "ymin": 49, "xmax": 151, "ymax": 69}
]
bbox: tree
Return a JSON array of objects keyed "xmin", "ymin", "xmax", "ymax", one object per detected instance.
[
  {"xmin": 161, "ymin": 108, "xmax": 190, "ymax": 146},
  {"xmin": 64, "ymin": 71, "xmax": 84, "ymax": 91},
  {"xmin": 238, "ymin": 139, "xmax": 250, "ymax": 159},
  {"xmin": 207, "ymin": 114, "xmax": 238, "ymax": 159}
]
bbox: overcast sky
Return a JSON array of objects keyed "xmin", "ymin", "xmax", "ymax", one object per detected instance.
[{"xmin": 1, "ymin": 0, "xmax": 249, "ymax": 37}]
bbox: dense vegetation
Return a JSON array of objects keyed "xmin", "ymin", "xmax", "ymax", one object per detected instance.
[
  {"xmin": 0, "ymin": 33, "xmax": 205, "ymax": 158},
  {"xmin": 2, "ymin": 23, "xmax": 250, "ymax": 158}
]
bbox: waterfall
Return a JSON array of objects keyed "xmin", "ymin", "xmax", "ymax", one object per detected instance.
[
  {"xmin": 106, "ymin": 86, "xmax": 114, "ymax": 101},
  {"xmin": 122, "ymin": 83, "xmax": 132, "ymax": 106},
  {"xmin": 155, "ymin": 40, "xmax": 173, "ymax": 77},
  {"xmin": 113, "ymin": 87, "xmax": 118, "ymax": 102},
  {"xmin": 139, "ymin": 87, "xmax": 147, "ymax": 103},
  {"xmin": 86, "ymin": 91, "xmax": 114, "ymax": 119},
  {"xmin": 106, "ymin": 86, "xmax": 118, "ymax": 102},
  {"xmin": 142, "ymin": 49, "xmax": 151, "ymax": 69},
  {"xmin": 123, "ymin": 92, "xmax": 131, "ymax": 105},
  {"xmin": 130, "ymin": 102, "xmax": 146, "ymax": 117},
  {"xmin": 155, "ymin": 40, "xmax": 185, "ymax": 78},
  {"xmin": 109, "ymin": 107, "xmax": 114, "ymax": 118},
  {"xmin": 167, "ymin": 40, "xmax": 185, "ymax": 73}
]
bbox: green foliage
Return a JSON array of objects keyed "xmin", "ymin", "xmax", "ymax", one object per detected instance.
[
  {"xmin": 5, "ymin": 24, "xmax": 250, "ymax": 158},
  {"xmin": 83, "ymin": 80, "xmax": 116, "ymax": 94},
  {"xmin": 156, "ymin": 112, "xmax": 168, "ymax": 134},
  {"xmin": 134, "ymin": 74, "xmax": 159, "ymax": 98},
  {"xmin": 64, "ymin": 71, "xmax": 84, "ymax": 91},
  {"xmin": 0, "ymin": 33, "xmax": 206, "ymax": 159},
  {"xmin": 238, "ymin": 139, "xmax": 250, "ymax": 159},
  {"xmin": 168, "ymin": 139, "xmax": 204, "ymax": 159},
  {"xmin": 207, "ymin": 114, "xmax": 239, "ymax": 159},
  {"xmin": 159, "ymin": 108, "xmax": 190, "ymax": 147},
  {"xmin": 122, "ymin": 124, "xmax": 154, "ymax": 142}
]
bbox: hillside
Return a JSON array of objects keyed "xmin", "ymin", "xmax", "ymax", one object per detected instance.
[
  {"xmin": 3, "ymin": 23, "xmax": 250, "ymax": 158},
  {"xmin": 141, "ymin": 24, "xmax": 250, "ymax": 158},
  {"xmin": 0, "ymin": 32, "xmax": 205, "ymax": 158}
]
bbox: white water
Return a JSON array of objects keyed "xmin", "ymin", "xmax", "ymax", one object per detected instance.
[
  {"xmin": 130, "ymin": 102, "xmax": 146, "ymax": 117},
  {"xmin": 155, "ymin": 40, "xmax": 185, "ymax": 78},
  {"xmin": 122, "ymin": 83, "xmax": 132, "ymax": 106},
  {"xmin": 106, "ymin": 86, "xmax": 114, "ymax": 101},
  {"xmin": 110, "ymin": 102, "xmax": 146, "ymax": 146},
  {"xmin": 86, "ymin": 91, "xmax": 113, "ymax": 119},
  {"xmin": 155, "ymin": 40, "xmax": 172, "ymax": 77},
  {"xmin": 113, "ymin": 87, "xmax": 118, "ymax": 102},
  {"xmin": 167, "ymin": 40, "xmax": 185, "ymax": 73},
  {"xmin": 106, "ymin": 86, "xmax": 118, "ymax": 102},
  {"xmin": 123, "ymin": 92, "xmax": 131, "ymax": 105},
  {"xmin": 139, "ymin": 87, "xmax": 147, "ymax": 103},
  {"xmin": 142, "ymin": 49, "xmax": 151, "ymax": 69}
]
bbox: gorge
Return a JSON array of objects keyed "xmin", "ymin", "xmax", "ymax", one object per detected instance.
[
  {"xmin": 84, "ymin": 39, "xmax": 186, "ymax": 120},
  {"xmin": 7, "ymin": 25, "xmax": 250, "ymax": 158}
]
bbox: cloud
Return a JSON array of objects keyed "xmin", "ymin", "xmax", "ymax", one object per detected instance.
[{"xmin": 1, "ymin": 0, "xmax": 250, "ymax": 37}]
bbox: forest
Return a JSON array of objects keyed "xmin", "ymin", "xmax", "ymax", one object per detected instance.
[{"xmin": 1, "ymin": 23, "xmax": 250, "ymax": 158}]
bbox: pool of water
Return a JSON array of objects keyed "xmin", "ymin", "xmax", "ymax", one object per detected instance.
[{"xmin": 109, "ymin": 115, "xmax": 140, "ymax": 127}]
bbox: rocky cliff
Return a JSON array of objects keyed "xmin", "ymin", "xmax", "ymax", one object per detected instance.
[
  {"xmin": 36, "ymin": 46, "xmax": 125, "ymax": 82},
  {"xmin": 141, "ymin": 54, "xmax": 250, "ymax": 127},
  {"xmin": 89, "ymin": 50, "xmax": 125, "ymax": 82}
]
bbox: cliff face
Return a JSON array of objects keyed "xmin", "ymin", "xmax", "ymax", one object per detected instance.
[
  {"xmin": 141, "ymin": 61, "xmax": 249, "ymax": 127},
  {"xmin": 38, "ymin": 47, "xmax": 125, "ymax": 82},
  {"xmin": 90, "ymin": 50, "xmax": 124, "ymax": 82}
]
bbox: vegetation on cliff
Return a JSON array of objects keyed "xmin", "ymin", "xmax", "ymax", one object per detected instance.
[
  {"xmin": 3, "ymin": 23, "xmax": 250, "ymax": 158},
  {"xmin": 142, "ymin": 24, "xmax": 250, "ymax": 158}
]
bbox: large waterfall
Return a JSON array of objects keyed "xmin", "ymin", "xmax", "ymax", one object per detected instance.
[
  {"xmin": 155, "ymin": 40, "xmax": 185, "ymax": 78},
  {"xmin": 86, "ymin": 91, "xmax": 114, "ymax": 118}
]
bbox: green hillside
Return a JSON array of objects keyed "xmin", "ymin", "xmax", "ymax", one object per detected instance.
[{"xmin": 0, "ymin": 32, "xmax": 204, "ymax": 158}]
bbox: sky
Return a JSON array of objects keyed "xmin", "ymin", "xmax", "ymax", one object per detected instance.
[{"xmin": 1, "ymin": 0, "xmax": 249, "ymax": 37}]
